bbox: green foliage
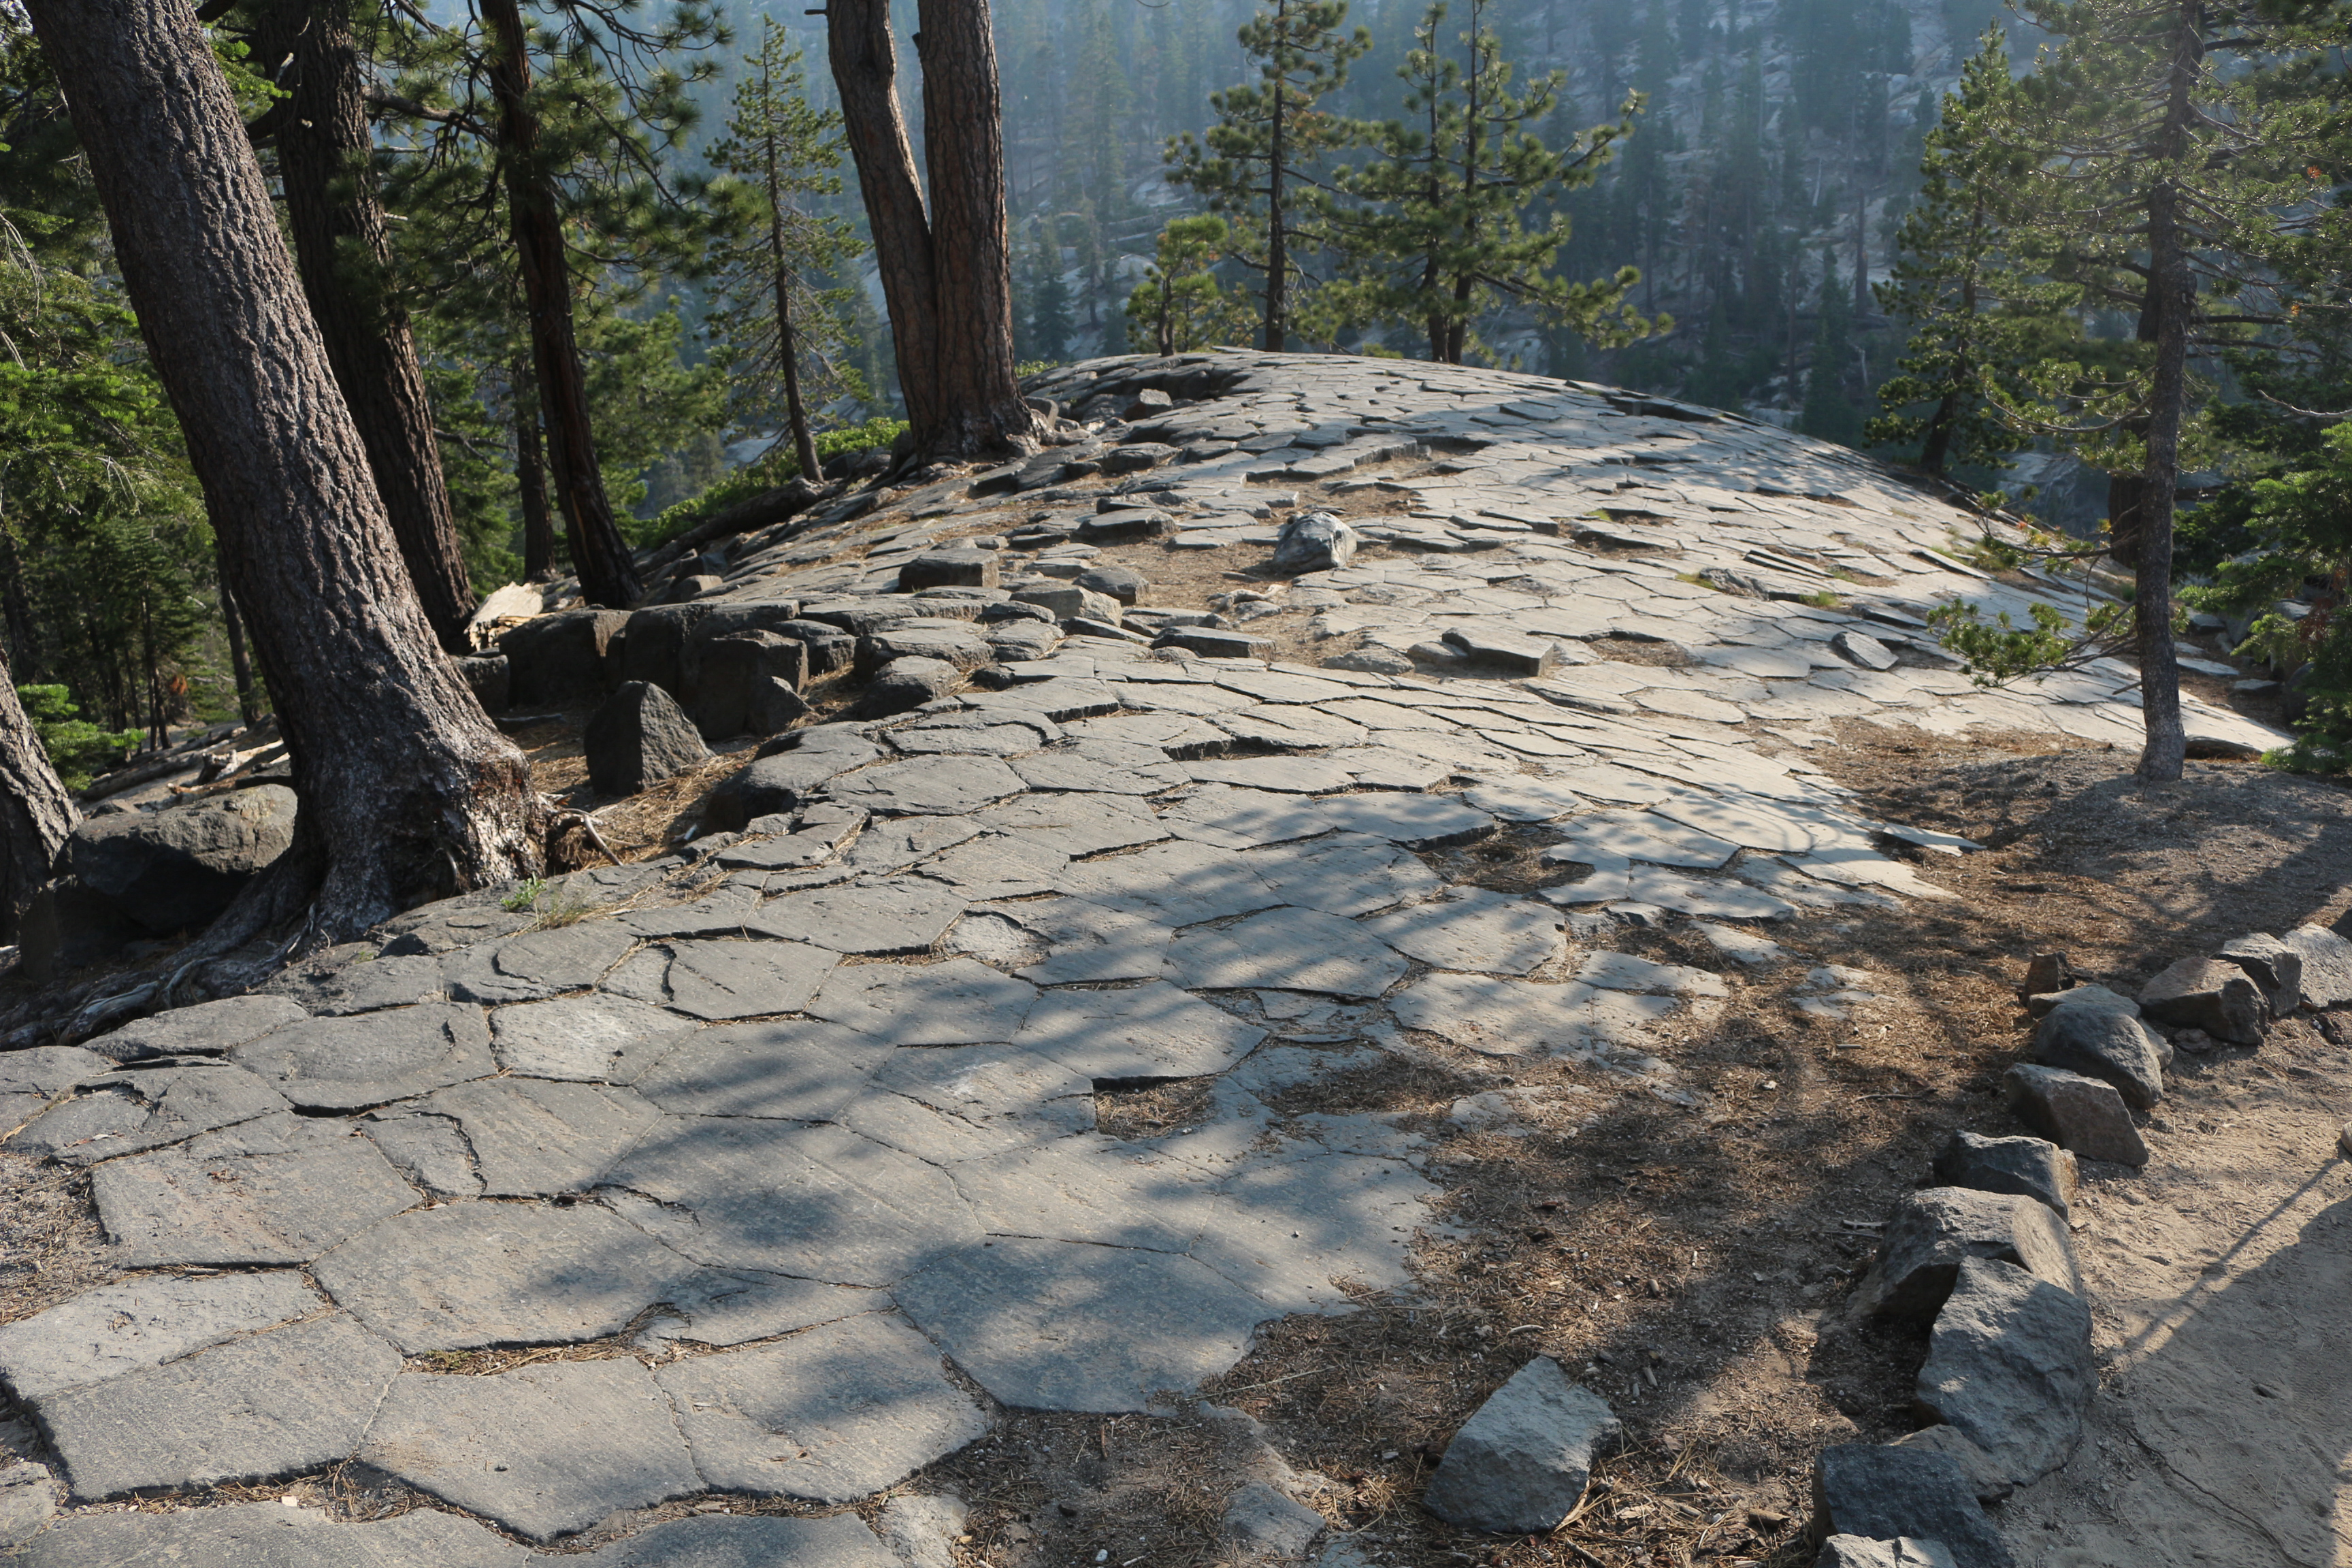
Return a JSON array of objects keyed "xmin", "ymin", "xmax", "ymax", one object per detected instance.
[
  {"xmin": 499, "ymin": 876, "xmax": 547, "ymax": 913},
  {"xmin": 1125, "ymin": 216, "xmax": 1256, "ymax": 356},
  {"xmin": 16, "ymin": 685, "xmax": 140, "ymax": 791},
  {"xmin": 1799, "ymin": 247, "xmax": 1863, "ymax": 446},
  {"xmin": 1927, "ymin": 596, "xmax": 2131, "ymax": 687},
  {"xmin": 630, "ymin": 416, "xmax": 909, "ymax": 550}
]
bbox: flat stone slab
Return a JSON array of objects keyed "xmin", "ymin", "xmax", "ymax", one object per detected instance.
[
  {"xmin": 894, "ymin": 1237, "xmax": 1273, "ymax": 1412},
  {"xmin": 0, "ymin": 1270, "xmax": 320, "ymax": 1400},
  {"xmin": 1194, "ymin": 1150, "xmax": 1430, "ymax": 1311},
  {"xmin": 808, "ymin": 957, "xmax": 1039, "ymax": 1043},
  {"xmin": 1245, "ymin": 832, "xmax": 1445, "ymax": 917},
  {"xmin": 606, "ymin": 938, "xmax": 839, "ymax": 1021},
  {"xmin": 754, "ymin": 878, "xmax": 968, "ymax": 954},
  {"xmin": 21, "ymin": 1502, "xmax": 527, "ymax": 1567},
  {"xmin": 602, "ymin": 1119, "xmax": 979, "ymax": 1285},
  {"xmin": 1360, "ymin": 887, "xmax": 1565, "ymax": 975},
  {"xmin": 655, "ymin": 1312, "xmax": 986, "ymax": 1501},
  {"xmin": 636, "ymin": 1273, "xmax": 894, "ymax": 1350},
  {"xmin": 268, "ymin": 952, "xmax": 448, "ymax": 1017},
  {"xmin": 230, "ymin": 1004, "xmax": 496, "ymax": 1110},
  {"xmin": 629, "ymin": 1019, "xmax": 891, "ymax": 1121},
  {"xmin": 313, "ymin": 1200, "xmax": 690, "ymax": 1352},
  {"xmin": 1164, "ymin": 906, "xmax": 1409, "ymax": 998},
  {"xmin": 443, "ymin": 922, "xmax": 637, "ymax": 1004},
  {"xmin": 358, "ymin": 1358, "xmax": 700, "ymax": 1543},
  {"xmin": 1576, "ymin": 951, "xmax": 1729, "ymax": 996},
  {"xmin": 1422, "ymin": 1356, "xmax": 1619, "ymax": 1533},
  {"xmin": 564, "ymin": 1514, "xmax": 898, "ymax": 1568},
  {"xmin": 826, "ymin": 755, "xmax": 1027, "ymax": 815},
  {"xmin": 975, "ymin": 789, "xmax": 1169, "ymax": 853},
  {"xmin": 1162, "ymin": 785, "xmax": 1339, "ymax": 849},
  {"xmin": 1313, "ymin": 791, "xmax": 1494, "ymax": 848},
  {"xmin": 414, "ymin": 1078, "xmax": 663, "ymax": 1196},
  {"xmin": 1914, "ymin": 1256, "xmax": 2094, "ymax": 1491},
  {"xmin": 1389, "ymin": 970, "xmax": 1678, "ymax": 1069},
  {"xmin": 1059, "ymin": 838, "xmax": 1284, "ymax": 926},
  {"xmin": 10, "ymin": 1062, "xmax": 289, "ymax": 1165},
  {"xmin": 490, "ymin": 994, "xmax": 687, "ymax": 1079},
  {"xmin": 1015, "ymin": 979, "xmax": 1267, "ymax": 1077},
  {"xmin": 39, "ymin": 1314, "xmax": 398, "ymax": 1501},
  {"xmin": 82, "ymin": 995, "xmax": 308, "ymax": 1062},
  {"xmin": 1544, "ymin": 810, "xmax": 1739, "ymax": 870},
  {"xmin": 93, "ymin": 1128, "xmax": 419, "ymax": 1266}
]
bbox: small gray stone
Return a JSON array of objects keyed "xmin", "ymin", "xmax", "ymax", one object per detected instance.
[
  {"xmin": 82, "ymin": 996, "xmax": 308, "ymax": 1063},
  {"xmin": 359, "ymin": 1359, "xmax": 700, "ymax": 1543},
  {"xmin": 267, "ymin": 951, "xmax": 446, "ymax": 1016},
  {"xmin": 2138, "ymin": 956, "xmax": 2266, "ymax": 1045},
  {"xmin": 635, "ymin": 1273, "xmax": 892, "ymax": 1350},
  {"xmin": 900, "ymin": 550, "xmax": 1000, "ymax": 592},
  {"xmin": 655, "ymin": 1312, "xmax": 986, "ymax": 1501},
  {"xmin": 1013, "ymin": 583, "xmax": 1123, "ymax": 623},
  {"xmin": 1078, "ymin": 504, "xmax": 1171, "ymax": 540},
  {"xmin": 2028, "ymin": 994, "xmax": 2167, "ymax": 1109},
  {"xmin": 1831, "ymin": 629, "xmax": 1898, "ymax": 670},
  {"xmin": 1442, "ymin": 625, "xmax": 1558, "ymax": 676},
  {"xmin": 1914, "ymin": 1256, "xmax": 2094, "ymax": 1490},
  {"xmin": 2219, "ymin": 932, "xmax": 2302, "ymax": 1015},
  {"xmin": 1929, "ymin": 1132, "xmax": 2077, "ymax": 1219},
  {"xmin": 1360, "ymin": 887, "xmax": 1565, "ymax": 975},
  {"xmin": 0, "ymin": 1271, "xmax": 319, "ymax": 1400},
  {"xmin": 21, "ymin": 1501, "xmax": 527, "ymax": 1567},
  {"xmin": 1271, "ymin": 510, "xmax": 1357, "ymax": 574},
  {"xmin": 566, "ymin": 1515, "xmax": 897, "ymax": 1568},
  {"xmin": 1076, "ymin": 563, "xmax": 1147, "ymax": 604},
  {"xmin": 2282, "ymin": 924, "xmax": 2352, "ymax": 1007},
  {"xmin": 706, "ymin": 739, "xmax": 885, "ymax": 830},
  {"xmin": 92, "ymin": 1131, "xmax": 419, "ymax": 1267},
  {"xmin": 1422, "ymin": 1357, "xmax": 1620, "ymax": 1533},
  {"xmin": 10, "ymin": 1062, "xmax": 290, "ymax": 1164},
  {"xmin": 1224, "ymin": 1482, "xmax": 1328, "ymax": 1559},
  {"xmin": 879, "ymin": 1494, "xmax": 969, "ymax": 1568},
  {"xmin": 39, "ymin": 1314, "xmax": 398, "ymax": 1501},
  {"xmin": 2001, "ymin": 1064, "xmax": 2149, "ymax": 1166},
  {"xmin": 231, "ymin": 1003, "xmax": 496, "ymax": 1111},
  {"xmin": 1849, "ymin": 1188, "xmax": 2080, "ymax": 1324},
  {"xmin": 1154, "ymin": 627, "xmax": 1273, "ymax": 659},
  {"xmin": 692, "ymin": 632, "xmax": 811, "ymax": 738},
  {"xmin": 587, "ymin": 682, "xmax": 713, "ymax": 796},
  {"xmin": 1015, "ymin": 978, "xmax": 1266, "ymax": 1077},
  {"xmin": 444, "ymin": 921, "xmax": 636, "ymax": 1005},
  {"xmin": 1810, "ymin": 1445, "xmax": 2013, "ymax": 1568}
]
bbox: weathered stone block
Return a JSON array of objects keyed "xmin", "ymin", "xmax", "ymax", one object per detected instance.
[
  {"xmin": 1914, "ymin": 1256, "xmax": 2093, "ymax": 1490},
  {"xmin": 498, "ymin": 609, "xmax": 627, "ymax": 706},
  {"xmin": 1850, "ymin": 1188, "xmax": 2080, "ymax": 1324},
  {"xmin": 2029, "ymin": 992, "xmax": 2167, "ymax": 1108},
  {"xmin": 2002, "ymin": 1064, "xmax": 2148, "ymax": 1166},
  {"xmin": 2139, "ymin": 956, "xmax": 2265, "ymax": 1045},
  {"xmin": 586, "ymin": 681, "xmax": 712, "ymax": 796},
  {"xmin": 1929, "ymin": 1131, "xmax": 2077, "ymax": 1219},
  {"xmin": 1421, "ymin": 1358, "xmax": 1619, "ymax": 1533}
]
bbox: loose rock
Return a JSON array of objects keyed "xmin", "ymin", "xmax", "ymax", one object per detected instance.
[
  {"xmin": 2029, "ymin": 993, "xmax": 2168, "ymax": 1108},
  {"xmin": 1420, "ymin": 1357, "xmax": 1619, "ymax": 1533},
  {"xmin": 586, "ymin": 681, "xmax": 713, "ymax": 796},
  {"xmin": 2002, "ymin": 1064, "xmax": 2149, "ymax": 1166},
  {"xmin": 1850, "ymin": 1188, "xmax": 2080, "ymax": 1324},
  {"xmin": 1223, "ymin": 1482, "xmax": 1327, "ymax": 1560},
  {"xmin": 1929, "ymin": 1132, "xmax": 2078, "ymax": 1219},
  {"xmin": 1914, "ymin": 1256, "xmax": 2094, "ymax": 1490},
  {"xmin": 1271, "ymin": 509, "xmax": 1357, "ymax": 574},
  {"xmin": 2138, "ymin": 956, "xmax": 2266, "ymax": 1046},
  {"xmin": 899, "ymin": 550, "xmax": 1000, "ymax": 592},
  {"xmin": 2219, "ymin": 932, "xmax": 2302, "ymax": 1015},
  {"xmin": 878, "ymin": 1495, "xmax": 970, "ymax": 1568},
  {"xmin": 851, "ymin": 655, "xmax": 966, "ymax": 719},
  {"xmin": 2282, "ymin": 924, "xmax": 2352, "ymax": 1007},
  {"xmin": 1810, "ymin": 1445, "xmax": 2014, "ymax": 1568}
]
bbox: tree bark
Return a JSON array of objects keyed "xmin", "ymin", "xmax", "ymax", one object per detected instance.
[
  {"xmin": 761, "ymin": 114, "xmax": 822, "ymax": 480},
  {"xmin": 24, "ymin": 0, "xmax": 544, "ymax": 938},
  {"xmin": 510, "ymin": 350, "xmax": 555, "ymax": 580},
  {"xmin": 255, "ymin": 0, "xmax": 477, "ymax": 652},
  {"xmin": 0, "ymin": 646, "xmax": 78, "ymax": 945},
  {"xmin": 214, "ymin": 535, "xmax": 262, "ymax": 725},
  {"xmin": 828, "ymin": 0, "xmax": 942, "ymax": 440},
  {"xmin": 1264, "ymin": 27, "xmax": 1289, "ymax": 353},
  {"xmin": 479, "ymin": 0, "xmax": 641, "ymax": 609}
]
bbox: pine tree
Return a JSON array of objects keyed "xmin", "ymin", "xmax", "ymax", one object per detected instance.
[
  {"xmin": 1799, "ymin": 246, "xmax": 1862, "ymax": 445},
  {"xmin": 1335, "ymin": 0, "xmax": 1654, "ymax": 363},
  {"xmin": 1124, "ymin": 215, "xmax": 1255, "ymax": 355},
  {"xmin": 704, "ymin": 18, "xmax": 865, "ymax": 482},
  {"xmin": 1165, "ymin": 0, "xmax": 1369, "ymax": 351}
]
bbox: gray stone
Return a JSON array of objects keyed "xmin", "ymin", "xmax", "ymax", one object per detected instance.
[
  {"xmin": 754, "ymin": 878, "xmax": 968, "ymax": 955},
  {"xmin": 1816, "ymin": 1538, "xmax": 1958, "ymax": 1568},
  {"xmin": 1315, "ymin": 791, "xmax": 1494, "ymax": 849},
  {"xmin": 704, "ymin": 738, "xmax": 885, "ymax": 830},
  {"xmin": 1930, "ymin": 1132, "xmax": 2078, "ymax": 1219},
  {"xmin": 1889, "ymin": 1424, "xmax": 2014, "ymax": 1503},
  {"xmin": 1421, "ymin": 1357, "xmax": 1620, "ymax": 1533},
  {"xmin": 1013, "ymin": 583, "xmax": 1124, "ymax": 623},
  {"xmin": 587, "ymin": 682, "xmax": 713, "ymax": 795},
  {"xmin": 39, "ymin": 1314, "xmax": 398, "ymax": 1501},
  {"xmin": 1166, "ymin": 906, "xmax": 1408, "ymax": 998},
  {"xmin": 1098, "ymin": 445, "xmax": 1178, "ymax": 478},
  {"xmin": 1078, "ymin": 504, "xmax": 1171, "ymax": 540},
  {"xmin": 11, "ymin": 1062, "xmax": 290, "ymax": 1165},
  {"xmin": 499, "ymin": 608, "xmax": 627, "ymax": 705},
  {"xmin": 414, "ymin": 1077, "xmax": 662, "ymax": 1196},
  {"xmin": 2028, "ymin": 994, "xmax": 2167, "ymax": 1109},
  {"xmin": 693, "ymin": 632, "xmax": 811, "ymax": 738},
  {"xmin": 444, "ymin": 921, "xmax": 636, "ymax": 1004},
  {"xmin": 2283, "ymin": 924, "xmax": 2352, "ymax": 1007},
  {"xmin": 1442, "ymin": 625, "xmax": 1558, "ymax": 676},
  {"xmin": 655, "ymin": 1312, "xmax": 985, "ymax": 1501},
  {"xmin": 0, "ymin": 1460, "xmax": 50, "ymax": 1550},
  {"xmin": 490, "ymin": 994, "xmax": 685, "ymax": 1079},
  {"xmin": 1076, "ymin": 563, "xmax": 1148, "ymax": 604},
  {"xmin": 612, "ymin": 938, "xmax": 840, "ymax": 1022},
  {"xmin": 1247, "ymin": 832, "xmax": 1445, "ymax": 917},
  {"xmin": 0, "ymin": 1270, "xmax": 320, "ymax": 1399},
  {"xmin": 2219, "ymin": 931, "xmax": 2303, "ymax": 1015},
  {"xmin": 632, "ymin": 1019, "xmax": 889, "ymax": 1120},
  {"xmin": 1832, "ymin": 629, "xmax": 1898, "ymax": 670},
  {"xmin": 84, "ymin": 996, "xmax": 307, "ymax": 1063},
  {"xmin": 1850, "ymin": 1188, "xmax": 2080, "ymax": 1324},
  {"xmin": 92, "ymin": 1130, "xmax": 419, "ymax": 1266},
  {"xmin": 566, "ymin": 1515, "xmax": 897, "ymax": 1568},
  {"xmin": 1810, "ymin": 1445, "xmax": 2013, "ymax": 1568},
  {"xmin": 601, "ymin": 1118, "xmax": 979, "ymax": 1285},
  {"xmin": 2001, "ymin": 1064, "xmax": 2149, "ymax": 1166},
  {"xmin": 216, "ymin": 1002, "xmax": 491, "ymax": 1112},
  {"xmin": 855, "ymin": 623, "xmax": 995, "ymax": 678},
  {"xmin": 894, "ymin": 1237, "xmax": 1272, "ymax": 1412},
  {"xmin": 808, "ymin": 956, "xmax": 1039, "ymax": 1043},
  {"xmin": 1271, "ymin": 510, "xmax": 1357, "ymax": 574},
  {"xmin": 1015, "ymin": 978, "xmax": 1265, "ymax": 1077},
  {"xmin": 634, "ymin": 1273, "xmax": 892, "ymax": 1350},
  {"xmin": 827, "ymin": 754, "xmax": 1028, "ymax": 815},
  {"xmin": 358, "ymin": 1359, "xmax": 700, "ymax": 1543},
  {"xmin": 314, "ymin": 1200, "xmax": 689, "ymax": 1351},
  {"xmin": 851, "ymin": 656, "xmax": 966, "ymax": 719},
  {"xmin": 266, "ymin": 951, "xmax": 448, "ymax": 1018},
  {"xmin": 21, "ymin": 1502, "xmax": 527, "ymax": 1567},
  {"xmin": 0, "ymin": 1046, "xmax": 103, "ymax": 1137},
  {"xmin": 2138, "ymin": 956, "xmax": 2266, "ymax": 1045},
  {"xmin": 1914, "ymin": 1256, "xmax": 2094, "ymax": 1490},
  {"xmin": 900, "ymin": 550, "xmax": 1000, "ymax": 592},
  {"xmin": 878, "ymin": 1494, "xmax": 969, "ymax": 1568},
  {"xmin": 457, "ymin": 651, "xmax": 511, "ymax": 711},
  {"xmin": 1360, "ymin": 887, "xmax": 1565, "ymax": 975},
  {"xmin": 1325, "ymin": 645, "xmax": 1414, "ymax": 675},
  {"xmin": 1154, "ymin": 627, "xmax": 1273, "ymax": 659},
  {"xmin": 1224, "ymin": 1482, "xmax": 1327, "ymax": 1559},
  {"xmin": 374, "ymin": 902, "xmax": 531, "ymax": 958},
  {"xmin": 64, "ymin": 783, "xmax": 299, "ymax": 937},
  {"xmin": 362, "ymin": 1109, "xmax": 483, "ymax": 1196}
]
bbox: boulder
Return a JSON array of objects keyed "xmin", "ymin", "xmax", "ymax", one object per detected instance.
[
  {"xmin": 1075, "ymin": 564, "xmax": 1148, "ymax": 605},
  {"xmin": 854, "ymin": 623, "xmax": 995, "ymax": 676},
  {"xmin": 65, "ymin": 784, "xmax": 298, "ymax": 938},
  {"xmin": 2029, "ymin": 993, "xmax": 2168, "ymax": 1108},
  {"xmin": 2219, "ymin": 932, "xmax": 2302, "ymax": 1015},
  {"xmin": 691, "ymin": 632, "xmax": 810, "ymax": 740},
  {"xmin": 2002, "ymin": 1065, "xmax": 2148, "ymax": 1166},
  {"xmin": 2283, "ymin": 924, "xmax": 2352, "ymax": 1007},
  {"xmin": 1816, "ymin": 1538, "xmax": 1958, "ymax": 1568},
  {"xmin": 1831, "ymin": 629, "xmax": 1897, "ymax": 671},
  {"xmin": 771, "ymin": 619, "xmax": 859, "ymax": 675},
  {"xmin": 1914, "ymin": 1256, "xmax": 2094, "ymax": 1490},
  {"xmin": 1849, "ymin": 1188, "xmax": 2080, "ymax": 1324},
  {"xmin": 1272, "ymin": 510, "xmax": 1358, "ymax": 574},
  {"xmin": 898, "ymin": 551, "xmax": 1000, "ymax": 593},
  {"xmin": 2138, "ymin": 956, "xmax": 2265, "ymax": 1045},
  {"xmin": 585, "ymin": 683, "xmax": 712, "ymax": 797},
  {"xmin": 1013, "ymin": 585, "xmax": 1124, "ymax": 624},
  {"xmin": 497, "ymin": 609, "xmax": 627, "ymax": 706},
  {"xmin": 1122, "ymin": 388, "xmax": 1175, "ymax": 419},
  {"xmin": 1420, "ymin": 1357, "xmax": 1618, "ymax": 1533},
  {"xmin": 1929, "ymin": 1132, "xmax": 2078, "ymax": 1219},
  {"xmin": 1810, "ymin": 1446, "xmax": 2013, "ymax": 1568},
  {"xmin": 1889, "ymin": 1425, "xmax": 2013, "ymax": 1504},
  {"xmin": 455, "ymin": 653, "xmax": 510, "ymax": 712},
  {"xmin": 850, "ymin": 657, "xmax": 966, "ymax": 720}
]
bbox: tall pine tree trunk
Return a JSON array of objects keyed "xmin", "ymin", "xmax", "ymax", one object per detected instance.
[
  {"xmin": 511, "ymin": 350, "xmax": 555, "ymax": 581},
  {"xmin": 259, "ymin": 0, "xmax": 477, "ymax": 652},
  {"xmin": 480, "ymin": 0, "xmax": 642, "ymax": 609},
  {"xmin": 24, "ymin": 0, "xmax": 544, "ymax": 940},
  {"xmin": 764, "ymin": 135, "xmax": 822, "ymax": 480},
  {"xmin": 217, "ymin": 565, "xmax": 261, "ymax": 725},
  {"xmin": 0, "ymin": 647, "xmax": 77, "ymax": 944},
  {"xmin": 1264, "ymin": 57, "xmax": 1289, "ymax": 352},
  {"xmin": 828, "ymin": 0, "xmax": 943, "ymax": 440}
]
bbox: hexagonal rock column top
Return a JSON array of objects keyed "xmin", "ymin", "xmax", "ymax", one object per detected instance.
[
  {"xmin": 37, "ymin": 1315, "xmax": 399, "ymax": 1501},
  {"xmin": 602, "ymin": 938, "xmax": 840, "ymax": 1022},
  {"xmin": 566, "ymin": 1514, "xmax": 900, "ymax": 1568},
  {"xmin": 655, "ymin": 1312, "xmax": 985, "ymax": 1502},
  {"xmin": 0, "ymin": 1270, "xmax": 320, "ymax": 1401},
  {"xmin": 442, "ymin": 922, "xmax": 638, "ymax": 1006},
  {"xmin": 358, "ymin": 1358, "xmax": 702, "ymax": 1543},
  {"xmin": 229, "ymin": 1003, "xmax": 496, "ymax": 1110},
  {"xmin": 91, "ymin": 1126, "xmax": 419, "ymax": 1267},
  {"xmin": 893, "ymin": 1236, "xmax": 1273, "ymax": 1413},
  {"xmin": 20, "ymin": 1502, "xmax": 528, "ymax": 1568},
  {"xmin": 312, "ymin": 1200, "xmax": 693, "ymax": 1352}
]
